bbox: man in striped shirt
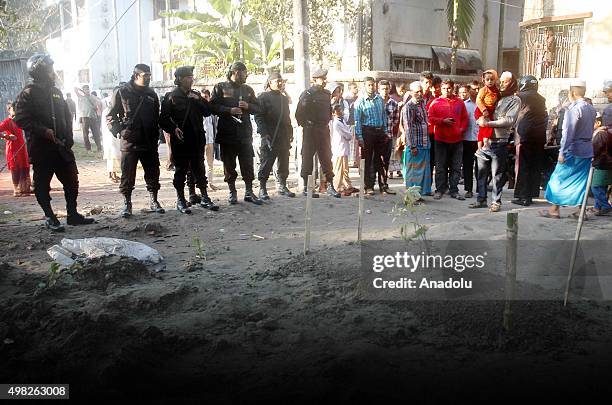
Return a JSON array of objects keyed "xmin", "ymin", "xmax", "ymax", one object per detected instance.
[
  {"xmin": 354, "ymin": 76, "xmax": 388, "ymax": 195},
  {"xmin": 378, "ymin": 79, "xmax": 398, "ymax": 194}
]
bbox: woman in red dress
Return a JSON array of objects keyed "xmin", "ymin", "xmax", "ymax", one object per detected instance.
[{"xmin": 0, "ymin": 101, "xmax": 31, "ymax": 196}]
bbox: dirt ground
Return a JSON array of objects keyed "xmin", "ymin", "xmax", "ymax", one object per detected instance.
[{"xmin": 2, "ymin": 138, "xmax": 612, "ymax": 402}]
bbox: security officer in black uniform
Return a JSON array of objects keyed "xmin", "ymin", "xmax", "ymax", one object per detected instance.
[
  {"xmin": 14, "ymin": 53, "xmax": 95, "ymax": 232},
  {"xmin": 107, "ymin": 64, "xmax": 164, "ymax": 218},
  {"xmin": 295, "ymin": 68, "xmax": 341, "ymax": 198},
  {"xmin": 210, "ymin": 61, "xmax": 263, "ymax": 205},
  {"xmin": 255, "ymin": 72, "xmax": 296, "ymax": 200},
  {"xmin": 160, "ymin": 66, "xmax": 219, "ymax": 213}
]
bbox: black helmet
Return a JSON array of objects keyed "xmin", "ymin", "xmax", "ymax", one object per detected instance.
[
  {"xmin": 27, "ymin": 53, "xmax": 54, "ymax": 80},
  {"xmin": 519, "ymin": 75, "xmax": 538, "ymax": 92}
]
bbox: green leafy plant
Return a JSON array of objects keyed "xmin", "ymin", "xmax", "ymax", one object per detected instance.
[
  {"xmin": 392, "ymin": 186, "xmax": 430, "ymax": 252},
  {"xmin": 192, "ymin": 235, "xmax": 206, "ymax": 261}
]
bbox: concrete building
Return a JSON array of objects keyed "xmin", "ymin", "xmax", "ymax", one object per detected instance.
[
  {"xmin": 45, "ymin": 0, "xmax": 155, "ymax": 94},
  {"xmin": 519, "ymin": 0, "xmax": 612, "ymax": 108},
  {"xmin": 340, "ymin": 0, "xmax": 524, "ymax": 76}
]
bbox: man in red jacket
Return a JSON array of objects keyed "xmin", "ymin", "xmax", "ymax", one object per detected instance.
[{"xmin": 428, "ymin": 79, "xmax": 468, "ymax": 200}]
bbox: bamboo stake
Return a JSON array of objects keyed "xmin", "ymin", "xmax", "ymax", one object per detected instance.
[
  {"xmin": 503, "ymin": 212, "xmax": 518, "ymax": 331},
  {"xmin": 564, "ymin": 166, "xmax": 595, "ymax": 306},
  {"xmin": 357, "ymin": 158, "xmax": 365, "ymax": 243},
  {"xmin": 304, "ymin": 174, "xmax": 314, "ymax": 255}
]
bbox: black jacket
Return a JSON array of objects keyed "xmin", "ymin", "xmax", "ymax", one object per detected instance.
[
  {"xmin": 516, "ymin": 90, "xmax": 548, "ymax": 145},
  {"xmin": 295, "ymin": 85, "xmax": 331, "ymax": 127},
  {"xmin": 210, "ymin": 80, "xmax": 261, "ymax": 145},
  {"xmin": 106, "ymin": 81, "xmax": 160, "ymax": 152},
  {"xmin": 160, "ymin": 87, "xmax": 211, "ymax": 158},
  {"xmin": 255, "ymin": 89, "xmax": 293, "ymax": 148},
  {"xmin": 14, "ymin": 81, "xmax": 75, "ymax": 164}
]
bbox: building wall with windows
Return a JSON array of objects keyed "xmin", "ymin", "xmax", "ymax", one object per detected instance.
[
  {"xmin": 45, "ymin": 0, "xmax": 155, "ymax": 94},
  {"xmin": 367, "ymin": 0, "xmax": 523, "ymax": 75},
  {"xmin": 520, "ymin": 0, "xmax": 612, "ymax": 109}
]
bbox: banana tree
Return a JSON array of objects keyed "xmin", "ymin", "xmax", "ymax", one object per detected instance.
[
  {"xmin": 163, "ymin": 0, "xmax": 261, "ymax": 76},
  {"xmin": 446, "ymin": 0, "xmax": 476, "ymax": 75}
]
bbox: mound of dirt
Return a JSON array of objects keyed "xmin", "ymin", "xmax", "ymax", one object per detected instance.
[{"xmin": 47, "ymin": 255, "xmax": 154, "ymax": 292}]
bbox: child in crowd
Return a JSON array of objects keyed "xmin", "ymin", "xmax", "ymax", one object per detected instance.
[
  {"xmin": 331, "ymin": 104, "xmax": 358, "ymax": 196},
  {"xmin": 590, "ymin": 113, "xmax": 612, "ymax": 216},
  {"xmin": 0, "ymin": 101, "xmax": 31, "ymax": 196},
  {"xmin": 474, "ymin": 69, "xmax": 500, "ymax": 159}
]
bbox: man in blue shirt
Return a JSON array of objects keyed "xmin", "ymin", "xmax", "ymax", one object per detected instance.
[
  {"xmin": 354, "ymin": 76, "xmax": 388, "ymax": 195},
  {"xmin": 540, "ymin": 79, "xmax": 597, "ymax": 219}
]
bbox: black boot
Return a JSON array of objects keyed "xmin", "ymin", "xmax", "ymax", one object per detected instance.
[
  {"xmin": 149, "ymin": 191, "xmax": 165, "ymax": 213},
  {"xmin": 176, "ymin": 190, "xmax": 192, "ymax": 214},
  {"xmin": 121, "ymin": 193, "xmax": 132, "ymax": 218},
  {"xmin": 45, "ymin": 215, "xmax": 65, "ymax": 232},
  {"xmin": 188, "ymin": 183, "xmax": 201, "ymax": 205},
  {"xmin": 199, "ymin": 188, "xmax": 219, "ymax": 211},
  {"xmin": 228, "ymin": 182, "xmax": 238, "ymax": 205},
  {"xmin": 244, "ymin": 182, "xmax": 263, "ymax": 205},
  {"xmin": 259, "ymin": 180, "xmax": 270, "ymax": 200},
  {"xmin": 278, "ymin": 180, "xmax": 296, "ymax": 198},
  {"xmin": 326, "ymin": 183, "xmax": 341, "ymax": 198},
  {"xmin": 302, "ymin": 185, "xmax": 320, "ymax": 198},
  {"xmin": 41, "ymin": 202, "xmax": 64, "ymax": 232},
  {"xmin": 67, "ymin": 213, "xmax": 95, "ymax": 226},
  {"xmin": 66, "ymin": 197, "xmax": 95, "ymax": 225}
]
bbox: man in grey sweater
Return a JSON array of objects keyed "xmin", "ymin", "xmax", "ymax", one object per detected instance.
[{"xmin": 469, "ymin": 71, "xmax": 521, "ymax": 212}]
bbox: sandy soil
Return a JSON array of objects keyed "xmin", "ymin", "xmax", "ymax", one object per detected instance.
[{"xmin": 1, "ymin": 138, "xmax": 612, "ymax": 402}]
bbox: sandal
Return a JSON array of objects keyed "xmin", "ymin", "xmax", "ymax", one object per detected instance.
[
  {"xmin": 468, "ymin": 201, "xmax": 488, "ymax": 209},
  {"xmin": 538, "ymin": 209, "xmax": 560, "ymax": 219},
  {"xmin": 489, "ymin": 202, "xmax": 501, "ymax": 212},
  {"xmin": 570, "ymin": 211, "xmax": 589, "ymax": 221}
]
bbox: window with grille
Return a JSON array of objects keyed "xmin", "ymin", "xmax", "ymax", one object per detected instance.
[
  {"xmin": 521, "ymin": 21, "xmax": 583, "ymax": 79},
  {"xmin": 392, "ymin": 56, "xmax": 432, "ymax": 73}
]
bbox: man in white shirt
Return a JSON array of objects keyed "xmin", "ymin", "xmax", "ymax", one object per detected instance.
[{"xmin": 459, "ymin": 81, "xmax": 480, "ymax": 198}]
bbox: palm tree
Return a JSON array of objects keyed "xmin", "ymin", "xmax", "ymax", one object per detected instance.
[{"xmin": 446, "ymin": 0, "xmax": 476, "ymax": 75}]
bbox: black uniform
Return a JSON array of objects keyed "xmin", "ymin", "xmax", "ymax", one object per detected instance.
[
  {"xmin": 514, "ymin": 90, "xmax": 547, "ymax": 202},
  {"xmin": 295, "ymin": 84, "xmax": 334, "ymax": 183},
  {"xmin": 210, "ymin": 79, "xmax": 261, "ymax": 184},
  {"xmin": 107, "ymin": 81, "xmax": 161, "ymax": 195},
  {"xmin": 255, "ymin": 89, "xmax": 293, "ymax": 183},
  {"xmin": 160, "ymin": 87, "xmax": 211, "ymax": 194},
  {"xmin": 14, "ymin": 81, "xmax": 80, "ymax": 219}
]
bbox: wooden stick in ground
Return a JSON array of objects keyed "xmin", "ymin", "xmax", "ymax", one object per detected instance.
[
  {"xmin": 503, "ymin": 211, "xmax": 518, "ymax": 331},
  {"xmin": 564, "ymin": 166, "xmax": 595, "ymax": 306},
  {"xmin": 304, "ymin": 174, "xmax": 314, "ymax": 255},
  {"xmin": 358, "ymin": 158, "xmax": 365, "ymax": 242}
]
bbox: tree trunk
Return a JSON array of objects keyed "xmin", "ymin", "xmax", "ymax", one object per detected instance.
[
  {"xmin": 293, "ymin": 0, "xmax": 310, "ymax": 91},
  {"xmin": 280, "ymin": 34, "xmax": 285, "ymax": 74},
  {"xmin": 257, "ymin": 22, "xmax": 268, "ymax": 73},
  {"xmin": 450, "ymin": 0, "xmax": 458, "ymax": 76}
]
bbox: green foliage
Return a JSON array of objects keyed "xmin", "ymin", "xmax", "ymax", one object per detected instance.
[
  {"xmin": 191, "ymin": 234, "xmax": 206, "ymax": 261},
  {"xmin": 163, "ymin": 0, "xmax": 261, "ymax": 77},
  {"xmin": 392, "ymin": 186, "xmax": 430, "ymax": 251},
  {"xmin": 446, "ymin": 0, "xmax": 476, "ymax": 47},
  {"xmin": 0, "ymin": 0, "xmax": 56, "ymax": 53}
]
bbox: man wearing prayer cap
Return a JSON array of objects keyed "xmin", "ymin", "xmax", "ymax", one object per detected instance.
[{"xmin": 539, "ymin": 78, "xmax": 597, "ymax": 219}]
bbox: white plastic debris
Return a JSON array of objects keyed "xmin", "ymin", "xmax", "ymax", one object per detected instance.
[
  {"xmin": 47, "ymin": 245, "xmax": 77, "ymax": 266},
  {"xmin": 47, "ymin": 237, "xmax": 163, "ymax": 264},
  {"xmin": 3, "ymin": 210, "xmax": 12, "ymax": 215}
]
